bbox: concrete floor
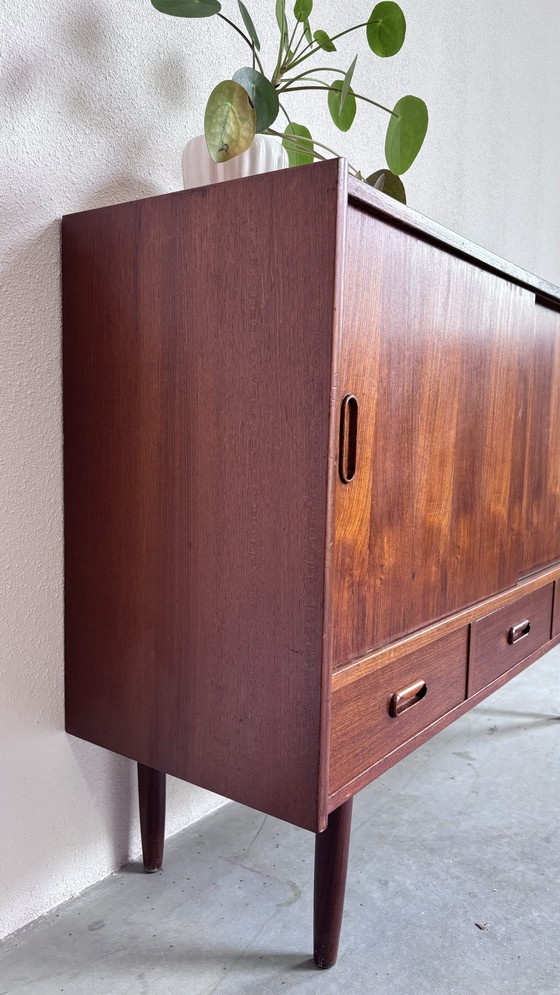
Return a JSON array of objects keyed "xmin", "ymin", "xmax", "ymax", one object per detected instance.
[{"xmin": 2, "ymin": 649, "xmax": 559, "ymax": 995}]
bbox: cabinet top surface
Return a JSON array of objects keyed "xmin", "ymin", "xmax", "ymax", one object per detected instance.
[
  {"xmin": 63, "ymin": 159, "xmax": 560, "ymax": 305},
  {"xmin": 346, "ymin": 171, "xmax": 560, "ymax": 304}
]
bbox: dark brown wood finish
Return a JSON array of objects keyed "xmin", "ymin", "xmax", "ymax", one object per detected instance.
[
  {"xmin": 330, "ymin": 205, "xmax": 532, "ymax": 662},
  {"xmin": 334, "ymin": 560, "xmax": 560, "ymax": 679},
  {"xmin": 329, "ymin": 629, "xmax": 560, "ymax": 810},
  {"xmin": 521, "ymin": 299, "xmax": 560, "ymax": 574},
  {"xmin": 347, "ymin": 175, "xmax": 560, "ymax": 303},
  {"xmin": 327, "ymin": 566, "xmax": 560, "ymax": 800},
  {"xmin": 138, "ymin": 764, "xmax": 166, "ymax": 872},
  {"xmin": 64, "ymin": 159, "xmax": 345, "ymax": 833},
  {"xmin": 314, "ymin": 799, "xmax": 353, "ymax": 968},
  {"xmin": 553, "ymin": 582, "xmax": 560, "ymax": 638},
  {"xmin": 468, "ymin": 584, "xmax": 553, "ymax": 696},
  {"xmin": 330, "ymin": 628, "xmax": 468, "ymax": 795},
  {"xmin": 63, "ymin": 159, "xmax": 560, "ymax": 966}
]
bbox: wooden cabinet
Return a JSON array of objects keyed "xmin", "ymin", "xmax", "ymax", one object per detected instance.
[{"xmin": 63, "ymin": 159, "xmax": 560, "ymax": 967}]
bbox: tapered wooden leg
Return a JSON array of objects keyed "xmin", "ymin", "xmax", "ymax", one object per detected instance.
[
  {"xmin": 137, "ymin": 763, "xmax": 166, "ymax": 873},
  {"xmin": 313, "ymin": 798, "xmax": 353, "ymax": 968}
]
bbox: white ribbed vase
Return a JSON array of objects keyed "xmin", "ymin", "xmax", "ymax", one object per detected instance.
[{"xmin": 182, "ymin": 134, "xmax": 289, "ymax": 190}]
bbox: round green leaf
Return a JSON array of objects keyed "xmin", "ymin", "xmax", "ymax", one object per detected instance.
[
  {"xmin": 150, "ymin": 0, "xmax": 221, "ymax": 16},
  {"xmin": 294, "ymin": 0, "xmax": 312, "ymax": 21},
  {"xmin": 204, "ymin": 80, "xmax": 256, "ymax": 163},
  {"xmin": 328, "ymin": 80, "xmax": 356, "ymax": 132},
  {"xmin": 365, "ymin": 168, "xmax": 406, "ymax": 203},
  {"xmin": 282, "ymin": 122, "xmax": 314, "ymax": 167},
  {"xmin": 385, "ymin": 95, "xmax": 428, "ymax": 174},
  {"xmin": 237, "ymin": 1, "xmax": 260, "ymax": 51},
  {"xmin": 314, "ymin": 29, "xmax": 336, "ymax": 52},
  {"xmin": 367, "ymin": 2, "xmax": 406, "ymax": 57},
  {"xmin": 232, "ymin": 67, "xmax": 279, "ymax": 133}
]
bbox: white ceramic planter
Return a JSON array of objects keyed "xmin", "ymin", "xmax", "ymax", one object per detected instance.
[{"xmin": 182, "ymin": 134, "xmax": 289, "ymax": 190}]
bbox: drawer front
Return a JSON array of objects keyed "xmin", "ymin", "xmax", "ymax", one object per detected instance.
[
  {"xmin": 329, "ymin": 629, "xmax": 468, "ymax": 795},
  {"xmin": 553, "ymin": 582, "xmax": 560, "ymax": 638},
  {"xmin": 469, "ymin": 584, "xmax": 554, "ymax": 695}
]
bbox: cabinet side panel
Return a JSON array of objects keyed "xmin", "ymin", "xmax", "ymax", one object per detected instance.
[
  {"xmin": 331, "ymin": 207, "xmax": 531, "ymax": 661},
  {"xmin": 63, "ymin": 161, "xmax": 340, "ymax": 831}
]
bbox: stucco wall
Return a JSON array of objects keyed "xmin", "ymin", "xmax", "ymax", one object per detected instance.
[{"xmin": 1, "ymin": 0, "xmax": 559, "ymax": 939}]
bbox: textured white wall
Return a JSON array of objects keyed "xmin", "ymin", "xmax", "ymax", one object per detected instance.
[{"xmin": 1, "ymin": 0, "xmax": 559, "ymax": 940}]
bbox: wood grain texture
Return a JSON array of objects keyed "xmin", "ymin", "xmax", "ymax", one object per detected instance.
[
  {"xmin": 314, "ymin": 799, "xmax": 353, "ymax": 969},
  {"xmin": 521, "ymin": 300, "xmax": 560, "ymax": 574},
  {"xmin": 333, "ymin": 564, "xmax": 560, "ymax": 687},
  {"xmin": 468, "ymin": 583, "xmax": 553, "ymax": 696},
  {"xmin": 553, "ymin": 582, "xmax": 560, "ymax": 638},
  {"xmin": 328, "ymin": 631, "xmax": 560, "ymax": 810},
  {"xmin": 329, "ymin": 628, "xmax": 468, "ymax": 795},
  {"xmin": 137, "ymin": 764, "xmax": 166, "ymax": 872},
  {"xmin": 347, "ymin": 175, "xmax": 560, "ymax": 304},
  {"xmin": 63, "ymin": 159, "xmax": 560, "ymax": 840},
  {"xmin": 330, "ymin": 205, "xmax": 532, "ymax": 663},
  {"xmin": 317, "ymin": 162, "xmax": 349, "ymax": 829},
  {"xmin": 64, "ymin": 159, "xmax": 344, "ymax": 832}
]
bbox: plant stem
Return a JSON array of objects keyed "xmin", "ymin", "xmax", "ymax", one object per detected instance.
[
  {"xmin": 278, "ymin": 66, "xmax": 351, "ymax": 90},
  {"xmin": 281, "ymin": 140, "xmax": 327, "ymax": 162},
  {"xmin": 284, "ymin": 76, "xmax": 328, "ymax": 87},
  {"xmin": 217, "ymin": 13, "xmax": 265, "ymax": 74},
  {"xmin": 286, "ymin": 21, "xmax": 371, "ymax": 72},
  {"xmin": 280, "ymin": 84, "xmax": 397, "ymax": 117},
  {"xmin": 288, "ymin": 23, "xmax": 307, "ymax": 65},
  {"xmin": 278, "ymin": 101, "xmax": 293, "ymax": 128},
  {"xmin": 266, "ymin": 127, "xmax": 361, "ymax": 175},
  {"xmin": 286, "ymin": 16, "xmax": 299, "ymax": 61},
  {"xmin": 328, "ymin": 21, "xmax": 374, "ymax": 45}
]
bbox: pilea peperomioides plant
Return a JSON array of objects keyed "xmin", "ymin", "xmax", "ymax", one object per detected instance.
[{"xmin": 150, "ymin": 0, "xmax": 428, "ymax": 203}]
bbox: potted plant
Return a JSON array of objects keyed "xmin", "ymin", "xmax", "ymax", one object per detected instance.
[{"xmin": 150, "ymin": 0, "xmax": 428, "ymax": 203}]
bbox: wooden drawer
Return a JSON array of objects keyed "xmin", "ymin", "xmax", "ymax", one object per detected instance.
[
  {"xmin": 329, "ymin": 628, "xmax": 468, "ymax": 795},
  {"xmin": 468, "ymin": 584, "xmax": 554, "ymax": 695}
]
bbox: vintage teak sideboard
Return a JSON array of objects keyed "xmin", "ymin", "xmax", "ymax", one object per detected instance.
[{"xmin": 63, "ymin": 159, "xmax": 560, "ymax": 968}]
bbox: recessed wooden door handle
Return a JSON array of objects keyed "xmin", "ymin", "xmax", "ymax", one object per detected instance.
[
  {"xmin": 389, "ymin": 679, "xmax": 428, "ymax": 718},
  {"xmin": 339, "ymin": 394, "xmax": 358, "ymax": 484},
  {"xmin": 508, "ymin": 619, "xmax": 531, "ymax": 644}
]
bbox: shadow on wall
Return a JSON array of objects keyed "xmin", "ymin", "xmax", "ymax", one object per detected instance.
[
  {"xmin": 0, "ymin": 226, "xmax": 138, "ymax": 881},
  {"xmin": 69, "ymin": 738, "xmax": 137, "ymax": 867},
  {"xmin": 0, "ymin": 1, "xmax": 192, "ymax": 218},
  {"xmin": 59, "ymin": 1, "xmax": 190, "ymax": 211},
  {"xmin": 0, "ymin": 0, "xmax": 195, "ymax": 897}
]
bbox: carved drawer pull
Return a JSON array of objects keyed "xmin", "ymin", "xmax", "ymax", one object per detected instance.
[
  {"xmin": 389, "ymin": 679, "xmax": 428, "ymax": 718},
  {"xmin": 508, "ymin": 619, "xmax": 531, "ymax": 644}
]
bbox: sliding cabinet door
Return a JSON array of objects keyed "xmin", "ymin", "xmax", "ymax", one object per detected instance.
[{"xmin": 331, "ymin": 208, "xmax": 532, "ymax": 664}]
